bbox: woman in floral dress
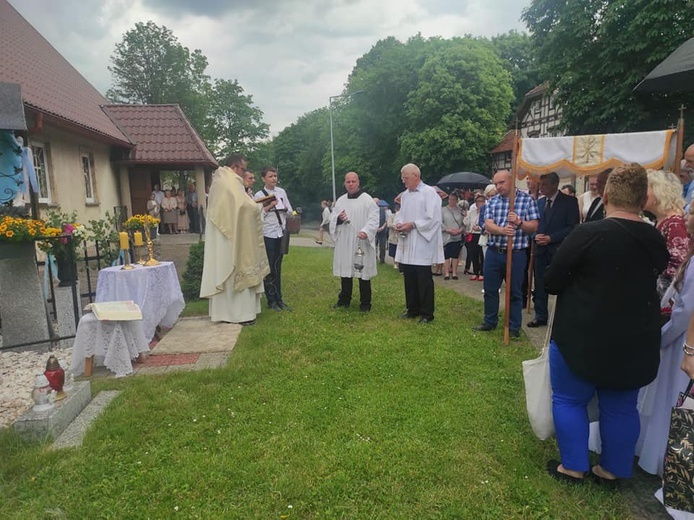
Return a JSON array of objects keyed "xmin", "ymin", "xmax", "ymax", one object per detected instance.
[{"xmin": 644, "ymin": 170, "xmax": 689, "ymax": 298}]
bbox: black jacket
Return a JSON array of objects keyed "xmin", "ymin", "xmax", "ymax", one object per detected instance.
[{"xmin": 545, "ymin": 218, "xmax": 668, "ymax": 389}]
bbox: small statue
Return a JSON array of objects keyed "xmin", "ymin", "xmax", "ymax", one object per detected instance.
[{"xmin": 44, "ymin": 355, "xmax": 66, "ymax": 400}]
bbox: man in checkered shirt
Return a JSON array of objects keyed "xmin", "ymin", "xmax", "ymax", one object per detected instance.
[{"xmin": 473, "ymin": 170, "xmax": 539, "ymax": 339}]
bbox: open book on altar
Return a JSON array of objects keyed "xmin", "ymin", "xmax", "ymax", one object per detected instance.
[{"xmin": 86, "ymin": 301, "xmax": 143, "ymax": 321}]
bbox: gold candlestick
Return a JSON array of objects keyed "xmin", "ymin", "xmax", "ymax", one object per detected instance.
[
  {"xmin": 143, "ymin": 224, "xmax": 160, "ymax": 266},
  {"xmin": 120, "ymin": 248, "xmax": 134, "ymax": 270},
  {"xmin": 136, "ymin": 246, "xmax": 145, "ymax": 265}
]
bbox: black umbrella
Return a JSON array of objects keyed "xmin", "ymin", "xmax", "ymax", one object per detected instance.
[
  {"xmin": 633, "ymin": 37, "xmax": 694, "ymax": 93},
  {"xmin": 436, "ymin": 172, "xmax": 491, "ymax": 192}
]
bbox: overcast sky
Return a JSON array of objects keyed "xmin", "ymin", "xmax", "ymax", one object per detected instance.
[{"xmin": 9, "ymin": 0, "xmax": 531, "ymax": 136}]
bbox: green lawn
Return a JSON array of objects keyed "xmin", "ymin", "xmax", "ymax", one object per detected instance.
[{"xmin": 0, "ymin": 247, "xmax": 629, "ymax": 518}]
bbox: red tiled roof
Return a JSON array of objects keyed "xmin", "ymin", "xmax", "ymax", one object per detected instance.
[
  {"xmin": 490, "ymin": 130, "xmax": 516, "ymax": 154},
  {"xmin": 0, "ymin": 1, "xmax": 131, "ymax": 146},
  {"xmin": 102, "ymin": 104, "xmax": 217, "ymax": 168}
]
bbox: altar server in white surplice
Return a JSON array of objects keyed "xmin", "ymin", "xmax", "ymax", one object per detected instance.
[
  {"xmin": 200, "ymin": 153, "xmax": 270, "ymax": 325},
  {"xmin": 330, "ymin": 172, "xmax": 380, "ymax": 311},
  {"xmin": 394, "ymin": 163, "xmax": 444, "ymax": 323}
]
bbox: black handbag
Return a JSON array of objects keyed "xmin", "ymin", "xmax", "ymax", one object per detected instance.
[{"xmin": 663, "ymin": 379, "xmax": 694, "ymax": 512}]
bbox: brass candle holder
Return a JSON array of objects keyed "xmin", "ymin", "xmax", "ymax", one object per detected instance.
[
  {"xmin": 143, "ymin": 224, "xmax": 160, "ymax": 266},
  {"xmin": 120, "ymin": 248, "xmax": 135, "ymax": 270}
]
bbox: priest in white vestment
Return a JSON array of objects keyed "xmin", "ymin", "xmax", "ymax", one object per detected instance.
[
  {"xmin": 200, "ymin": 154, "xmax": 270, "ymax": 325},
  {"xmin": 330, "ymin": 172, "xmax": 380, "ymax": 311},
  {"xmin": 394, "ymin": 163, "xmax": 444, "ymax": 323}
]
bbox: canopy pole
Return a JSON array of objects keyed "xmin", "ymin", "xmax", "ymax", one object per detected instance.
[
  {"xmin": 675, "ymin": 105, "xmax": 685, "ymax": 175},
  {"xmin": 504, "ymin": 130, "xmax": 520, "ymax": 345}
]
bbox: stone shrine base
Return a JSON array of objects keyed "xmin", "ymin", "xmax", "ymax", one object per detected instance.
[{"xmin": 14, "ymin": 381, "xmax": 91, "ymax": 443}]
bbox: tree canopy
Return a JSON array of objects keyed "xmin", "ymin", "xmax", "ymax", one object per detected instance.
[
  {"xmin": 272, "ymin": 34, "xmax": 517, "ymax": 213},
  {"xmin": 522, "ymin": 0, "xmax": 694, "ymax": 135},
  {"xmin": 107, "ymin": 21, "xmax": 269, "ymax": 159}
]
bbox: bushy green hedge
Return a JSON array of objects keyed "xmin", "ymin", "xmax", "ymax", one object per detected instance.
[{"xmin": 181, "ymin": 241, "xmax": 204, "ymax": 301}]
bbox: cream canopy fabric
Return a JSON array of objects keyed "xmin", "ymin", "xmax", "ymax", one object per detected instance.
[{"xmin": 518, "ymin": 129, "xmax": 678, "ymax": 178}]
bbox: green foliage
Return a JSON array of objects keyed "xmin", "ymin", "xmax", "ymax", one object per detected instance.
[
  {"xmin": 522, "ymin": 0, "xmax": 694, "ymax": 135},
  {"xmin": 204, "ymin": 79, "xmax": 270, "ymax": 159},
  {"xmin": 490, "ymin": 30, "xmax": 542, "ymax": 117},
  {"xmin": 180, "ymin": 241, "xmax": 204, "ymax": 302},
  {"xmin": 399, "ymin": 37, "xmax": 514, "ymax": 175},
  {"xmin": 85, "ymin": 210, "xmax": 121, "ymax": 267},
  {"xmin": 273, "ymin": 108, "xmax": 330, "ymax": 212},
  {"xmin": 107, "ymin": 21, "xmax": 269, "ymax": 161},
  {"xmin": 272, "ymin": 34, "xmax": 518, "ymax": 205},
  {"xmin": 0, "ymin": 247, "xmax": 632, "ymax": 518}
]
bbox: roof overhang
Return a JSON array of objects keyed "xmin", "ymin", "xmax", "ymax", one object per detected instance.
[{"xmin": 25, "ymin": 104, "xmax": 133, "ymax": 148}]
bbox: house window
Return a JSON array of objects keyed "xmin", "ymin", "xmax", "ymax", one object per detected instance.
[
  {"xmin": 81, "ymin": 153, "xmax": 95, "ymax": 203},
  {"xmin": 31, "ymin": 141, "xmax": 52, "ymax": 203}
]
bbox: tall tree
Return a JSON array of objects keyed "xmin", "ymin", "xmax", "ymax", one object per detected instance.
[
  {"xmin": 399, "ymin": 38, "xmax": 514, "ymax": 175},
  {"xmin": 522, "ymin": 0, "xmax": 693, "ymax": 135},
  {"xmin": 204, "ymin": 79, "xmax": 269, "ymax": 159},
  {"xmin": 107, "ymin": 21, "xmax": 209, "ymax": 131},
  {"xmin": 108, "ymin": 21, "xmax": 269, "ymax": 158},
  {"xmin": 272, "ymin": 108, "xmax": 330, "ymax": 216},
  {"xmin": 490, "ymin": 30, "xmax": 542, "ymax": 115}
]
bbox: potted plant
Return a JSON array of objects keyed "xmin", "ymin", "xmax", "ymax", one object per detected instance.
[
  {"xmin": 0, "ymin": 215, "xmax": 55, "ymax": 260},
  {"xmin": 38, "ymin": 211, "xmax": 87, "ymax": 286}
]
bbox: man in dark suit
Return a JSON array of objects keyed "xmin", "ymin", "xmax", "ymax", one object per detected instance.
[
  {"xmin": 528, "ymin": 171, "xmax": 580, "ymax": 327},
  {"xmin": 583, "ymin": 168, "xmax": 611, "ymax": 222}
]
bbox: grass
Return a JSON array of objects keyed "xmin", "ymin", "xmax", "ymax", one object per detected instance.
[{"xmin": 0, "ymin": 247, "xmax": 630, "ymax": 518}]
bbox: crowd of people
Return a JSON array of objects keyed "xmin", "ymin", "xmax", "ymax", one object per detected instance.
[
  {"xmin": 147, "ymin": 182, "xmax": 202, "ymax": 235},
  {"xmin": 197, "ymin": 150, "xmax": 694, "ymax": 516}
]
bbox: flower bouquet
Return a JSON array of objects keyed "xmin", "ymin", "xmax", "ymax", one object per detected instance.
[
  {"xmin": 0, "ymin": 215, "xmax": 57, "ymax": 243},
  {"xmin": 37, "ymin": 211, "xmax": 87, "ymax": 286},
  {"xmin": 123, "ymin": 214, "xmax": 160, "ymax": 231}
]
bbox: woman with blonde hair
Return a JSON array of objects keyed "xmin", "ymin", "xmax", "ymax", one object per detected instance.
[{"xmin": 644, "ymin": 169, "xmax": 689, "ymax": 297}]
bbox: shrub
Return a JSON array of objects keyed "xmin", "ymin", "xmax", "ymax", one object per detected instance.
[{"xmin": 181, "ymin": 241, "xmax": 204, "ymax": 301}]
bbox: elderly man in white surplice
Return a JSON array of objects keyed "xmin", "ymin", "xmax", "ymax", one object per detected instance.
[{"xmin": 200, "ymin": 153, "xmax": 270, "ymax": 325}]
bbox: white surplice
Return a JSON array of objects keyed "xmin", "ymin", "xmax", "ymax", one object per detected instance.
[
  {"xmin": 330, "ymin": 192, "xmax": 379, "ymax": 280},
  {"xmin": 394, "ymin": 182, "xmax": 444, "ymax": 266}
]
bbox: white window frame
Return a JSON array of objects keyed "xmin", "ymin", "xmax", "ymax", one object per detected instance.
[
  {"xmin": 81, "ymin": 152, "xmax": 95, "ymax": 203},
  {"xmin": 31, "ymin": 141, "xmax": 52, "ymax": 204}
]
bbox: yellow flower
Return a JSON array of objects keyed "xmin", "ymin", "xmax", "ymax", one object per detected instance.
[{"xmin": 5, "ymin": 231, "xmax": 14, "ymax": 238}]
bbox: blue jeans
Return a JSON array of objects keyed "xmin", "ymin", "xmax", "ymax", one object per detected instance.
[
  {"xmin": 263, "ymin": 236, "xmax": 284, "ymax": 305},
  {"xmin": 482, "ymin": 247, "xmax": 526, "ymax": 332},
  {"xmin": 550, "ymin": 341, "xmax": 640, "ymax": 477}
]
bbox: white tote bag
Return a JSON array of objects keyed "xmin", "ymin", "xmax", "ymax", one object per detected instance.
[{"xmin": 522, "ymin": 345, "xmax": 554, "ymax": 440}]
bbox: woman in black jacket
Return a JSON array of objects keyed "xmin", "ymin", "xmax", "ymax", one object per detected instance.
[{"xmin": 544, "ymin": 163, "xmax": 668, "ymax": 486}]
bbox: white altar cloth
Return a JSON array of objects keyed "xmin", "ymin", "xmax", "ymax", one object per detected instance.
[
  {"xmin": 95, "ymin": 261, "xmax": 185, "ymax": 341},
  {"xmin": 70, "ymin": 313, "xmax": 149, "ymax": 377}
]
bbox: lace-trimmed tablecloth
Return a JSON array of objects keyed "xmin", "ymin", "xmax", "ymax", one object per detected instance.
[
  {"xmin": 95, "ymin": 261, "xmax": 185, "ymax": 341},
  {"xmin": 71, "ymin": 313, "xmax": 149, "ymax": 377}
]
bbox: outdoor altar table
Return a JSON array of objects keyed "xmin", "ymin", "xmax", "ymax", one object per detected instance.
[
  {"xmin": 70, "ymin": 313, "xmax": 149, "ymax": 377},
  {"xmin": 95, "ymin": 261, "xmax": 185, "ymax": 342}
]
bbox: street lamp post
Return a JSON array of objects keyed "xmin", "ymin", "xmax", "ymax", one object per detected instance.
[{"xmin": 329, "ymin": 90, "xmax": 365, "ymax": 202}]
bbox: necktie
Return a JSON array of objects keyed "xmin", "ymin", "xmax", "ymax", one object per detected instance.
[{"xmin": 546, "ymin": 198, "xmax": 552, "ymax": 211}]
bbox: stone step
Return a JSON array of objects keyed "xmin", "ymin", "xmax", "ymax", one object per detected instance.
[
  {"xmin": 51, "ymin": 390, "xmax": 121, "ymax": 450},
  {"xmin": 14, "ymin": 380, "xmax": 91, "ymax": 443}
]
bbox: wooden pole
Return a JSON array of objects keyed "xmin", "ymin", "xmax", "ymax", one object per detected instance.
[{"xmin": 503, "ymin": 131, "xmax": 520, "ymax": 345}]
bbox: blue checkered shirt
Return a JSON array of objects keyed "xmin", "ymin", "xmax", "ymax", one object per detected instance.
[{"xmin": 484, "ymin": 190, "xmax": 539, "ymax": 250}]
